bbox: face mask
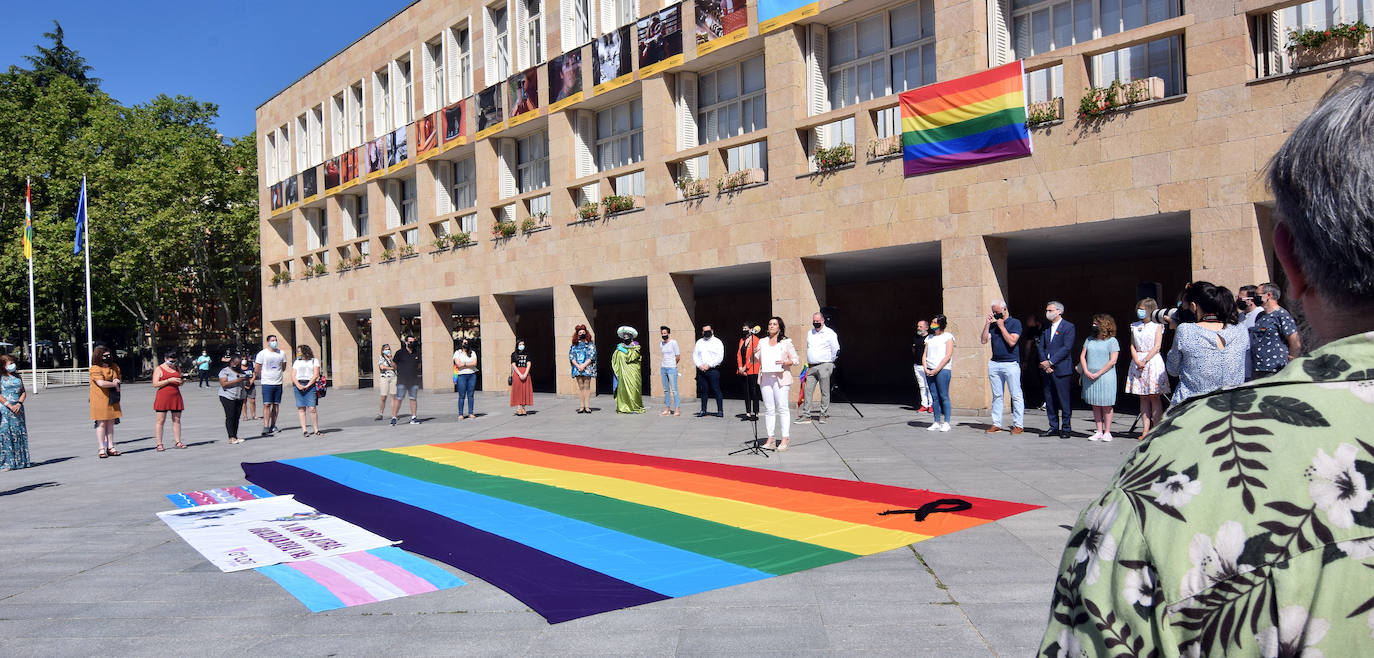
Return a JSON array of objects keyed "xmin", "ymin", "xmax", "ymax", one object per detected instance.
[
  {"xmin": 812, "ymin": 322, "xmax": 822, "ymax": 329},
  {"xmin": 703, "ymin": 331, "xmax": 713, "ymax": 339},
  {"xmin": 1092, "ymin": 324, "xmax": 1100, "ymax": 333},
  {"xmin": 661, "ymin": 335, "xmax": 669, "ymax": 341},
  {"xmin": 931, "ymin": 324, "xmax": 942, "ymax": 331},
  {"xmin": 383, "ymin": 350, "xmax": 391, "ymax": 356},
  {"xmin": 5, "ymin": 363, "xmax": 15, "ymax": 373},
  {"xmin": 1137, "ymin": 309, "xmax": 1147, "ymax": 320},
  {"xmin": 517, "ymin": 344, "xmax": 525, "ymax": 351},
  {"xmin": 269, "ymin": 340, "xmax": 278, "ymax": 349},
  {"xmin": 1045, "ymin": 311, "xmax": 1058, "ymax": 321},
  {"xmin": 917, "ymin": 329, "xmax": 927, "ymax": 336}
]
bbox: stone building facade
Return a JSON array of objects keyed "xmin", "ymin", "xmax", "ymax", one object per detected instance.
[{"xmin": 257, "ymin": 0, "xmax": 1373, "ymax": 412}]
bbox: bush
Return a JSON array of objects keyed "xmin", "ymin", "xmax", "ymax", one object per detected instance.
[
  {"xmin": 812, "ymin": 143, "xmax": 854, "ymax": 172},
  {"xmin": 602, "ymin": 195, "xmax": 634, "ymax": 214},
  {"xmin": 578, "ymin": 202, "xmax": 600, "ymax": 220}
]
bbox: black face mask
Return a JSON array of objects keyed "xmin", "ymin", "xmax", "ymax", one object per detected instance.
[
  {"xmin": 1175, "ymin": 306, "xmax": 1198, "ymax": 324},
  {"xmin": 702, "ymin": 331, "xmax": 713, "ymax": 339},
  {"xmin": 812, "ymin": 322, "xmax": 822, "ymax": 329},
  {"xmin": 661, "ymin": 335, "xmax": 669, "ymax": 341}
]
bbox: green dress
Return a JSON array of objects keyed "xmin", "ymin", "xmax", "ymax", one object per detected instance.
[
  {"xmin": 612, "ymin": 343, "xmax": 644, "ymax": 413},
  {"xmin": 1041, "ymin": 332, "xmax": 1374, "ymax": 657}
]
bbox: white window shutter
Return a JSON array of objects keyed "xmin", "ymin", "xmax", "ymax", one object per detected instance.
[
  {"xmin": 436, "ymin": 162, "xmax": 454, "ymax": 214},
  {"xmin": 423, "ymin": 46, "xmax": 437, "ymax": 113},
  {"xmin": 1268, "ymin": 12, "xmax": 1284, "ymax": 73},
  {"xmin": 386, "ymin": 181, "xmax": 401, "ymax": 228},
  {"xmin": 561, "ymin": 0, "xmax": 576, "ymax": 51},
  {"xmin": 573, "ymin": 111, "xmax": 596, "ymax": 177},
  {"xmin": 484, "ymin": 11, "xmax": 497, "ymax": 86},
  {"xmin": 600, "ymin": 0, "xmax": 615, "ymax": 33},
  {"xmin": 389, "ymin": 61, "xmax": 403, "ymax": 128},
  {"xmin": 515, "ymin": 0, "xmax": 530, "ymax": 72},
  {"xmin": 373, "ymin": 75, "xmax": 386, "ymax": 135},
  {"xmin": 498, "ymin": 139, "xmax": 517, "ymax": 198},
  {"xmin": 676, "ymin": 72, "xmax": 699, "ymax": 151},
  {"xmin": 807, "ymin": 24, "xmax": 830, "ymax": 117},
  {"xmin": 445, "ymin": 29, "xmax": 461, "ymax": 101},
  {"xmin": 988, "ymin": 0, "xmax": 1012, "ymax": 67},
  {"xmin": 341, "ymin": 198, "xmax": 356, "ymax": 239}
]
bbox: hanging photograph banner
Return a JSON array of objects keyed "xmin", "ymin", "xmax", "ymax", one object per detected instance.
[
  {"xmin": 637, "ymin": 4, "xmax": 685, "ymax": 78},
  {"xmin": 415, "ymin": 113, "xmax": 440, "ymax": 161},
  {"xmin": 323, "ymin": 157, "xmax": 342, "ymax": 191},
  {"xmin": 507, "ymin": 68, "xmax": 541, "ymax": 128},
  {"xmin": 475, "ymin": 85, "xmax": 505, "ymax": 140},
  {"xmin": 340, "ymin": 147, "xmax": 360, "ymax": 189},
  {"xmin": 441, "ymin": 100, "xmax": 466, "ymax": 150},
  {"xmin": 386, "ymin": 126, "xmax": 408, "ymax": 172},
  {"xmin": 593, "ymin": 25, "xmax": 634, "ymax": 95},
  {"xmin": 548, "ymin": 49, "xmax": 584, "ymax": 114},
  {"xmin": 282, "ymin": 175, "xmax": 299, "ymax": 211},
  {"xmin": 365, "ymin": 136, "xmax": 387, "ymax": 180},
  {"xmin": 301, "ymin": 167, "xmax": 318, "ymax": 203},
  {"xmin": 758, "ymin": 0, "xmax": 820, "ymax": 34},
  {"xmin": 695, "ymin": 0, "xmax": 749, "ymax": 56},
  {"xmin": 270, "ymin": 182, "xmax": 283, "ymax": 212},
  {"xmin": 157, "ymin": 495, "xmax": 397, "ymax": 573}
]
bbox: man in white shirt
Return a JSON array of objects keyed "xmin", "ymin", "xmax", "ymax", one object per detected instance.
[
  {"xmin": 254, "ymin": 335, "xmax": 287, "ymax": 436},
  {"xmin": 799, "ymin": 312, "xmax": 840, "ymax": 424},
  {"xmin": 692, "ymin": 325, "xmax": 724, "ymax": 417},
  {"xmin": 1238, "ymin": 284, "xmax": 1263, "ymax": 379}
]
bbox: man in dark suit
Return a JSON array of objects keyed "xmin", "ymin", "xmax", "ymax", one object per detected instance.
[{"xmin": 1037, "ymin": 301, "xmax": 1075, "ymax": 438}]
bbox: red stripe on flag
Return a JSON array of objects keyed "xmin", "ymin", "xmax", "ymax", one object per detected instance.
[{"xmin": 898, "ymin": 61, "xmax": 1022, "ymax": 107}]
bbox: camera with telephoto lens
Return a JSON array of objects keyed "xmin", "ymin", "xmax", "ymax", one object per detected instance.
[
  {"xmin": 992, "ymin": 312, "xmax": 1004, "ymax": 320},
  {"xmin": 1151, "ymin": 287, "xmax": 1198, "ymax": 325}
]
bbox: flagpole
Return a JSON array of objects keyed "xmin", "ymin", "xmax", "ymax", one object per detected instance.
[
  {"xmin": 26, "ymin": 177, "xmax": 37, "ymax": 394},
  {"xmin": 82, "ymin": 176, "xmax": 93, "ymax": 364}
]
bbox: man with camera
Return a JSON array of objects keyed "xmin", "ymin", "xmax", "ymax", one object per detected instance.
[
  {"xmin": 1248, "ymin": 282, "xmax": 1301, "ymax": 379},
  {"xmin": 1041, "ymin": 73, "xmax": 1374, "ymax": 655},
  {"xmin": 980, "ymin": 301, "xmax": 1024, "ymax": 435},
  {"xmin": 1036, "ymin": 301, "xmax": 1075, "ymax": 438}
]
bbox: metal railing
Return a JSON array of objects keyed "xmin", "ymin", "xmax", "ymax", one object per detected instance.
[{"xmin": 21, "ymin": 368, "xmax": 91, "ymax": 391}]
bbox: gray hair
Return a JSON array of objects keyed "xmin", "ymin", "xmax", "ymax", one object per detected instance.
[
  {"xmin": 1046, "ymin": 301, "xmax": 1065, "ymax": 312},
  {"xmin": 1259, "ymin": 282, "xmax": 1281, "ymax": 301},
  {"xmin": 1268, "ymin": 72, "xmax": 1374, "ymax": 303},
  {"xmin": 991, "ymin": 300, "xmax": 1007, "ymax": 311}
]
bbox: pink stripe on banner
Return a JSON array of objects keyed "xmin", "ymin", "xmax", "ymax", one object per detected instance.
[
  {"xmin": 225, "ymin": 486, "xmax": 259, "ymax": 502},
  {"xmin": 342, "ymin": 551, "xmax": 438, "ymax": 596},
  {"xmin": 187, "ymin": 490, "xmax": 218, "ymax": 506},
  {"xmin": 289, "ymin": 560, "xmax": 379, "ymax": 606}
]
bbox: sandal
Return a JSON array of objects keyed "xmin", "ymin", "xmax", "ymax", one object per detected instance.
[
  {"xmin": 107, "ymin": 449, "xmax": 121, "ymax": 457},
  {"xmin": 659, "ymin": 410, "xmax": 671, "ymax": 416},
  {"xmin": 174, "ymin": 442, "xmax": 187, "ymax": 449},
  {"xmin": 156, "ymin": 444, "xmax": 166, "ymax": 452},
  {"xmin": 777, "ymin": 441, "xmax": 789, "ymax": 452},
  {"xmin": 98, "ymin": 451, "xmax": 108, "ymax": 459}
]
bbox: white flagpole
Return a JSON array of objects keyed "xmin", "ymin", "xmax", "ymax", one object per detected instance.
[
  {"xmin": 26, "ymin": 177, "xmax": 37, "ymax": 394},
  {"xmin": 83, "ymin": 176, "xmax": 93, "ymax": 364}
]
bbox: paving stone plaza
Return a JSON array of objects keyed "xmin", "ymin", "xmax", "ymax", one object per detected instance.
[{"xmin": 0, "ymin": 383, "xmax": 1140, "ymax": 656}]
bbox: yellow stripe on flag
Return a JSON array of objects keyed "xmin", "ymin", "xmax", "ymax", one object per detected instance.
[
  {"xmin": 902, "ymin": 91, "xmax": 1025, "ymax": 133},
  {"xmin": 388, "ymin": 445, "xmax": 931, "ymax": 555}
]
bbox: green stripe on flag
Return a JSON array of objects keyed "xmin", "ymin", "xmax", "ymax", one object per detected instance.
[
  {"xmin": 339, "ymin": 449, "xmax": 859, "ymax": 575},
  {"xmin": 904, "ymin": 106, "xmax": 1027, "ymax": 146}
]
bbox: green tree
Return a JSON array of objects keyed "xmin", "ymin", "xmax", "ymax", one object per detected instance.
[{"xmin": 15, "ymin": 21, "xmax": 101, "ymax": 92}]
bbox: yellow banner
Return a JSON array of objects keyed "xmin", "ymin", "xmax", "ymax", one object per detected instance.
[
  {"xmin": 696, "ymin": 27, "xmax": 747, "ymax": 57},
  {"xmin": 416, "ymin": 147, "xmax": 441, "ymax": 162},
  {"xmin": 758, "ymin": 3, "xmax": 817, "ymax": 35},
  {"xmin": 548, "ymin": 90, "xmax": 584, "ymax": 114},
  {"xmin": 474, "ymin": 122, "xmax": 506, "ymax": 141},
  {"xmin": 386, "ymin": 160, "xmax": 408, "ymax": 174},
  {"xmin": 506, "ymin": 108, "xmax": 541, "ymax": 128},
  {"xmin": 637, "ymin": 53, "xmax": 684, "ymax": 80},
  {"xmin": 339, "ymin": 178, "xmax": 359, "ymax": 190},
  {"xmin": 441, "ymin": 136, "xmax": 468, "ymax": 151},
  {"xmin": 592, "ymin": 72, "xmax": 634, "ymax": 96}
]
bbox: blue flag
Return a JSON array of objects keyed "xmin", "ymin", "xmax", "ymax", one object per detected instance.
[{"xmin": 73, "ymin": 178, "xmax": 87, "ymax": 255}]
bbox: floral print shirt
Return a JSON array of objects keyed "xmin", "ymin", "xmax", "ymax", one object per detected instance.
[{"xmin": 1042, "ymin": 332, "xmax": 1374, "ymax": 657}]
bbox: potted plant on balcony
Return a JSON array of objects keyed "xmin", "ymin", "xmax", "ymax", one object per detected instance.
[
  {"xmin": 335, "ymin": 259, "xmax": 350, "ymax": 273},
  {"xmin": 866, "ymin": 135, "xmax": 903, "ymax": 160},
  {"xmin": 493, "ymin": 219, "xmax": 517, "ymax": 238},
  {"xmin": 1077, "ymin": 77, "xmax": 1164, "ymax": 122},
  {"xmin": 716, "ymin": 168, "xmax": 764, "ymax": 194},
  {"xmin": 351, "ymin": 254, "xmax": 366, "ymax": 268},
  {"xmin": 453, "ymin": 231, "xmax": 471, "ymax": 246},
  {"xmin": 1026, "ymin": 97, "xmax": 1064, "ymax": 126},
  {"xmin": 311, "ymin": 262, "xmax": 328, "ymax": 277},
  {"xmin": 399, "ymin": 244, "xmax": 417, "ymax": 258},
  {"xmin": 578, "ymin": 202, "xmax": 600, "ymax": 220},
  {"xmin": 602, "ymin": 195, "xmax": 634, "ymax": 214},
  {"xmin": 380, "ymin": 247, "xmax": 396, "ymax": 262},
  {"xmin": 431, "ymin": 234, "xmax": 452, "ymax": 251},
  {"xmin": 813, "ymin": 143, "xmax": 854, "ymax": 172},
  {"xmin": 674, "ymin": 174, "xmax": 709, "ymax": 198},
  {"xmin": 1288, "ymin": 22, "xmax": 1372, "ymax": 69}
]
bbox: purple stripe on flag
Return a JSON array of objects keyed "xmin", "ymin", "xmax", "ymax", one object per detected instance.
[
  {"xmin": 242, "ymin": 460, "xmax": 669, "ymax": 624},
  {"xmin": 902, "ymin": 139, "xmax": 1032, "ymax": 177}
]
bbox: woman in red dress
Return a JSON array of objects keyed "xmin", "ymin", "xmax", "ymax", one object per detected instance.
[
  {"xmin": 152, "ymin": 351, "xmax": 186, "ymax": 450},
  {"xmin": 509, "ymin": 339, "xmax": 534, "ymax": 416}
]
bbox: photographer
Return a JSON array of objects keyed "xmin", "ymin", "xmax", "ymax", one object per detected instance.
[
  {"xmin": 1163, "ymin": 282, "xmax": 1248, "ymax": 405},
  {"xmin": 980, "ymin": 301, "xmax": 1023, "ymax": 435}
]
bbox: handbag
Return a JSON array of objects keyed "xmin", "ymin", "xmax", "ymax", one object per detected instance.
[
  {"xmin": 315, "ymin": 373, "xmax": 328, "ymax": 398},
  {"xmin": 508, "ymin": 375, "xmax": 513, "ymax": 386},
  {"xmin": 108, "ymin": 387, "xmax": 121, "ymax": 404}
]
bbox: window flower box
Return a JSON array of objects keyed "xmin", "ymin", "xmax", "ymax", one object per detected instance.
[
  {"xmin": 1026, "ymin": 97, "xmax": 1064, "ymax": 126},
  {"xmin": 674, "ymin": 175, "xmax": 709, "ymax": 198},
  {"xmin": 716, "ymin": 167, "xmax": 765, "ymax": 194},
  {"xmin": 1078, "ymin": 77, "xmax": 1165, "ymax": 121},
  {"xmin": 493, "ymin": 220, "xmax": 517, "ymax": 238},
  {"xmin": 813, "ymin": 143, "xmax": 855, "ymax": 172},
  {"xmin": 866, "ymin": 135, "xmax": 902, "ymax": 160},
  {"xmin": 602, "ymin": 195, "xmax": 635, "ymax": 214},
  {"xmin": 1290, "ymin": 27, "xmax": 1373, "ymax": 69}
]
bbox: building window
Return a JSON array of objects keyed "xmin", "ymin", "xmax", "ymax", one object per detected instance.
[
  {"xmin": 827, "ymin": 0, "xmax": 935, "ymax": 111},
  {"xmin": 726, "ymin": 140, "xmax": 767, "ymax": 174},
  {"xmin": 349, "ymin": 82, "xmax": 365, "ymax": 147},
  {"xmin": 614, "ymin": 170, "xmax": 644, "ymax": 196},
  {"xmin": 276, "ymin": 125, "xmax": 290, "ymax": 181},
  {"xmin": 488, "ymin": 4, "xmax": 511, "ymax": 84},
  {"xmin": 458, "ymin": 213, "xmax": 476, "ymax": 235},
  {"xmin": 265, "ymin": 132, "xmax": 278, "ymax": 182},
  {"xmin": 309, "ymin": 104, "xmax": 324, "ymax": 165},
  {"xmin": 697, "ymin": 54, "xmax": 766, "ymax": 145},
  {"xmin": 355, "ymin": 193, "xmax": 370, "ymax": 237},
  {"xmin": 452, "ymin": 157, "xmax": 477, "ymax": 209},
  {"xmin": 517, "ymin": 132, "xmax": 550, "ymax": 193},
  {"xmin": 1257, "ymin": 0, "xmax": 1374, "ymax": 77},
  {"xmin": 450, "ymin": 25, "xmax": 473, "ymax": 99},
  {"xmin": 1090, "ymin": 34, "xmax": 1183, "ymax": 96},
  {"xmin": 1025, "ymin": 63, "xmax": 1065, "ymax": 104},
  {"xmin": 595, "ymin": 98, "xmax": 643, "ymax": 171},
  {"xmin": 426, "ymin": 38, "xmax": 446, "ymax": 112},
  {"xmin": 1012, "ymin": 0, "xmax": 1182, "ymax": 58},
  {"xmin": 528, "ymin": 193, "xmax": 551, "ymax": 218},
  {"xmin": 525, "ymin": 0, "xmax": 545, "ymax": 67},
  {"xmin": 875, "ymin": 106, "xmax": 900, "ymax": 139},
  {"xmin": 565, "ymin": 0, "xmax": 593, "ymax": 48},
  {"xmin": 400, "ymin": 178, "xmax": 417, "ymax": 225},
  {"xmin": 330, "ymin": 93, "xmax": 345, "ymax": 157},
  {"xmin": 374, "ymin": 68, "xmax": 391, "ymax": 134},
  {"xmin": 402, "ymin": 228, "xmax": 418, "ymax": 247},
  {"xmin": 295, "ymin": 113, "xmax": 309, "ymax": 172},
  {"xmin": 615, "ymin": 0, "xmax": 638, "ymax": 27},
  {"xmin": 394, "ymin": 56, "xmax": 414, "ymax": 126}
]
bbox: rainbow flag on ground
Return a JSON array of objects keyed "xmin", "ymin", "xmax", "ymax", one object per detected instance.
[
  {"xmin": 901, "ymin": 61, "xmax": 1032, "ymax": 177},
  {"xmin": 244, "ymin": 438, "xmax": 1040, "ymax": 623}
]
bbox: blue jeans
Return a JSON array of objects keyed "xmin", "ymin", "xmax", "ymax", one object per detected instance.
[
  {"xmin": 987, "ymin": 360, "xmax": 1024, "ymax": 429},
  {"xmin": 929, "ymin": 369, "xmax": 952, "ymax": 423},
  {"xmin": 455, "ymin": 373, "xmax": 476, "ymax": 415},
  {"xmin": 660, "ymin": 368, "xmax": 680, "ymax": 408}
]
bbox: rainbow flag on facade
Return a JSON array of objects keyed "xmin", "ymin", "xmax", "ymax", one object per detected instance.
[
  {"xmin": 244, "ymin": 438, "xmax": 1040, "ymax": 623},
  {"xmin": 901, "ymin": 61, "xmax": 1032, "ymax": 177}
]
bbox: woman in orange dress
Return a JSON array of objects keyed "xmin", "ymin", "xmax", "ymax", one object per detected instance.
[
  {"xmin": 509, "ymin": 339, "xmax": 533, "ymax": 416},
  {"xmin": 89, "ymin": 346, "xmax": 123, "ymax": 458},
  {"xmin": 152, "ymin": 351, "xmax": 186, "ymax": 451}
]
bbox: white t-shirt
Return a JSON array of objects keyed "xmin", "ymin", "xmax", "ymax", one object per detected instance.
[
  {"xmin": 255, "ymin": 348, "xmax": 286, "ymax": 385},
  {"xmin": 758, "ymin": 338, "xmax": 791, "ymax": 374},
  {"xmin": 659, "ymin": 339, "xmax": 680, "ymax": 369},
  {"xmin": 452, "ymin": 350, "xmax": 478, "ymax": 375},
  {"xmin": 292, "ymin": 358, "xmax": 319, "ymax": 382},
  {"xmin": 923, "ymin": 333, "xmax": 955, "ymax": 371}
]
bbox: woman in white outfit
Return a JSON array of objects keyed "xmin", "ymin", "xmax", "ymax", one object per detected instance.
[
  {"xmin": 754, "ymin": 316, "xmax": 799, "ymax": 451},
  {"xmin": 1126, "ymin": 297, "xmax": 1170, "ymax": 438}
]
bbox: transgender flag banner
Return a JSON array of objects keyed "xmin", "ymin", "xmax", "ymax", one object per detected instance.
[{"xmin": 901, "ymin": 61, "xmax": 1033, "ymax": 177}]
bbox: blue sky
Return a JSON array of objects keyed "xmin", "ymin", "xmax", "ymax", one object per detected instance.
[{"xmin": 0, "ymin": 1, "xmax": 414, "ymax": 139}]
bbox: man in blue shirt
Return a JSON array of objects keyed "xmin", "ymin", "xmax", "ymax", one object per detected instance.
[
  {"xmin": 1248, "ymin": 281, "xmax": 1302, "ymax": 378},
  {"xmin": 980, "ymin": 301, "xmax": 1024, "ymax": 434},
  {"xmin": 194, "ymin": 350, "xmax": 211, "ymax": 388}
]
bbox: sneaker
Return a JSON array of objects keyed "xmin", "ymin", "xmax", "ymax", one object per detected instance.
[
  {"xmin": 374, "ymin": 414, "xmax": 383, "ymax": 421},
  {"xmin": 1101, "ymin": 432, "xmax": 1114, "ymax": 442},
  {"xmin": 261, "ymin": 427, "xmax": 272, "ymax": 437},
  {"xmin": 796, "ymin": 416, "xmax": 812, "ymax": 424},
  {"xmin": 390, "ymin": 417, "xmax": 398, "ymax": 426},
  {"xmin": 270, "ymin": 425, "xmax": 279, "ymax": 434},
  {"xmin": 409, "ymin": 417, "xmax": 420, "ymax": 425},
  {"xmin": 939, "ymin": 422, "xmax": 951, "ymax": 432},
  {"xmin": 1089, "ymin": 432, "xmax": 1102, "ymax": 442},
  {"xmin": 926, "ymin": 423, "xmax": 941, "ymax": 431}
]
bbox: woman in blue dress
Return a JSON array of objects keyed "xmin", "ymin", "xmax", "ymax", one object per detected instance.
[
  {"xmin": 1, "ymin": 354, "xmax": 31, "ymax": 470},
  {"xmin": 569, "ymin": 325, "xmax": 597, "ymax": 414},
  {"xmin": 1078, "ymin": 314, "xmax": 1120, "ymax": 442}
]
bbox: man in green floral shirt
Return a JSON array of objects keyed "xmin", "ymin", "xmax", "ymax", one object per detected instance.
[{"xmin": 1042, "ymin": 72, "xmax": 1374, "ymax": 657}]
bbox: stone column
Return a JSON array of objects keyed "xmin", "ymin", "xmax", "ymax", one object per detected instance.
[
  {"xmin": 421, "ymin": 301, "xmax": 456, "ymax": 391},
  {"xmin": 480, "ymin": 293, "xmax": 517, "ymax": 392},
  {"xmin": 934, "ymin": 0, "xmax": 992, "ymax": 81},
  {"xmin": 554, "ymin": 285, "xmax": 596, "ymax": 396},
  {"xmin": 771, "ymin": 257, "xmax": 825, "ymax": 327},
  {"xmin": 941, "ymin": 236, "xmax": 1009, "ymax": 414},
  {"xmin": 329, "ymin": 312, "xmax": 361, "ymax": 388},
  {"xmin": 371, "ymin": 307, "xmax": 403, "ymax": 373},
  {"xmin": 296, "ymin": 317, "xmax": 325, "ymax": 371},
  {"xmin": 1190, "ymin": 204, "xmax": 1271, "ymax": 293},
  {"xmin": 265, "ymin": 319, "xmax": 296, "ymax": 351},
  {"xmin": 648, "ymin": 272, "xmax": 697, "ymax": 400}
]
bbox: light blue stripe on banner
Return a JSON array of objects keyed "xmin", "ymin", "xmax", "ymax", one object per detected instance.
[
  {"xmin": 905, "ymin": 122, "xmax": 1030, "ymax": 159},
  {"xmin": 281, "ymin": 455, "xmax": 771, "ymax": 597},
  {"xmin": 366, "ymin": 547, "xmax": 465, "ymax": 589},
  {"xmin": 241, "ymin": 485, "xmax": 275, "ymax": 499},
  {"xmin": 165, "ymin": 493, "xmax": 197, "ymax": 508},
  {"xmin": 257, "ymin": 563, "xmax": 347, "ymax": 612}
]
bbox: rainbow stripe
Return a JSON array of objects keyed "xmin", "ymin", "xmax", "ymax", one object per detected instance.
[
  {"xmin": 23, "ymin": 180, "xmax": 33, "ymax": 260},
  {"xmin": 244, "ymin": 438, "xmax": 1039, "ymax": 623},
  {"xmin": 901, "ymin": 61, "xmax": 1032, "ymax": 177}
]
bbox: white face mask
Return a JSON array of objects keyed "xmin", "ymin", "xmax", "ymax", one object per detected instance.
[
  {"xmin": 1045, "ymin": 311, "xmax": 1059, "ymax": 321},
  {"xmin": 269, "ymin": 340, "xmax": 278, "ymax": 349},
  {"xmin": 5, "ymin": 363, "xmax": 15, "ymax": 373},
  {"xmin": 517, "ymin": 344, "xmax": 525, "ymax": 352}
]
